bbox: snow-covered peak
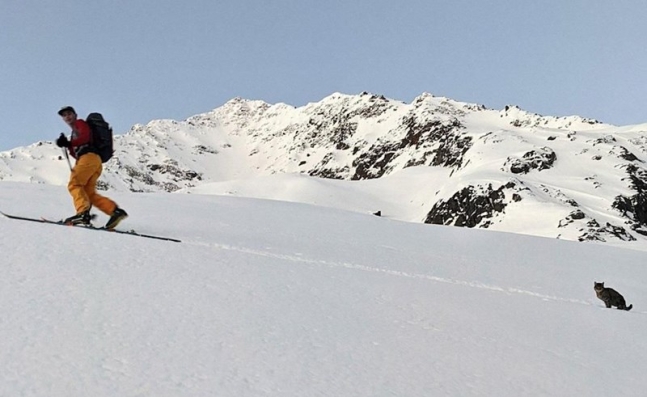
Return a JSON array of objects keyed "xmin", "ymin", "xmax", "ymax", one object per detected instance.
[
  {"xmin": 498, "ymin": 104, "xmax": 606, "ymax": 130},
  {"xmin": 1, "ymin": 92, "xmax": 646, "ymax": 249}
]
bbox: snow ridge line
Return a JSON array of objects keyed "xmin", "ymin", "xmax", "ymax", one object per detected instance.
[{"xmin": 194, "ymin": 242, "xmax": 591, "ymax": 306}]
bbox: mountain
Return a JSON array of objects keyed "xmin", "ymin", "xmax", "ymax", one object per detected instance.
[{"xmin": 2, "ymin": 92, "xmax": 647, "ymax": 249}]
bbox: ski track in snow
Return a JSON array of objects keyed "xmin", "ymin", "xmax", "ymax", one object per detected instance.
[{"xmin": 192, "ymin": 241, "xmax": 601, "ymax": 308}]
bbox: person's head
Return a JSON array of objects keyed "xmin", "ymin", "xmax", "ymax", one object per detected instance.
[{"xmin": 58, "ymin": 106, "xmax": 77, "ymax": 125}]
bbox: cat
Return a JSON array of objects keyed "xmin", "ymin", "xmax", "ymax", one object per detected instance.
[{"xmin": 594, "ymin": 282, "xmax": 633, "ymax": 311}]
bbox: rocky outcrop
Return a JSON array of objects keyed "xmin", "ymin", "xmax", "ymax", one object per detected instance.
[
  {"xmin": 612, "ymin": 164, "xmax": 647, "ymax": 236},
  {"xmin": 424, "ymin": 183, "xmax": 515, "ymax": 228},
  {"xmin": 505, "ymin": 147, "xmax": 556, "ymax": 174}
]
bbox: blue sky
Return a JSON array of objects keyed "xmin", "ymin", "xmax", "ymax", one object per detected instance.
[{"xmin": 1, "ymin": 0, "xmax": 645, "ymax": 151}]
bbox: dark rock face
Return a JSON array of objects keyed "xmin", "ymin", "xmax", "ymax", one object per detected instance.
[
  {"xmin": 193, "ymin": 145, "xmax": 218, "ymax": 155},
  {"xmin": 577, "ymin": 220, "xmax": 636, "ymax": 242},
  {"xmin": 612, "ymin": 165, "xmax": 647, "ymax": 235},
  {"xmin": 506, "ymin": 147, "xmax": 556, "ymax": 174},
  {"xmin": 147, "ymin": 162, "xmax": 201, "ymax": 182},
  {"xmin": 424, "ymin": 183, "xmax": 513, "ymax": 228},
  {"xmin": 351, "ymin": 141, "xmax": 402, "ymax": 180},
  {"xmin": 349, "ymin": 116, "xmax": 472, "ymax": 180},
  {"xmin": 558, "ymin": 210, "xmax": 587, "ymax": 228},
  {"xmin": 115, "ymin": 161, "xmax": 203, "ymax": 192},
  {"xmin": 556, "ymin": 209, "xmax": 635, "ymax": 242},
  {"xmin": 308, "ymin": 153, "xmax": 347, "ymax": 180},
  {"xmin": 616, "ymin": 146, "xmax": 640, "ymax": 162}
]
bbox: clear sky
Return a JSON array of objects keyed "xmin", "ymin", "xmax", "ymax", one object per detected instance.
[{"xmin": 1, "ymin": 0, "xmax": 645, "ymax": 151}]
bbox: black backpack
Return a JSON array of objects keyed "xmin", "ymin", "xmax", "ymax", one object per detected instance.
[{"xmin": 86, "ymin": 113, "xmax": 114, "ymax": 163}]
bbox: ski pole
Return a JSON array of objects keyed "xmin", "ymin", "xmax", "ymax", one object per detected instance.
[{"xmin": 62, "ymin": 147, "xmax": 72, "ymax": 171}]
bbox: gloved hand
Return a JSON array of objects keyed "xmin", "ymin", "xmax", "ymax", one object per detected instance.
[{"xmin": 56, "ymin": 133, "xmax": 69, "ymax": 148}]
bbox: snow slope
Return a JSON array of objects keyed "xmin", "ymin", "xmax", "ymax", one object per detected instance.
[{"xmin": 1, "ymin": 181, "xmax": 646, "ymax": 396}]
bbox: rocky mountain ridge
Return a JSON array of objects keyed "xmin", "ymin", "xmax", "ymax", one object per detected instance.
[{"xmin": 1, "ymin": 92, "xmax": 646, "ymax": 246}]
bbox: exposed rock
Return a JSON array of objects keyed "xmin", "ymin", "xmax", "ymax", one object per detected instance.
[
  {"xmin": 612, "ymin": 164, "xmax": 647, "ymax": 235},
  {"xmin": 578, "ymin": 221, "xmax": 636, "ymax": 242},
  {"xmin": 506, "ymin": 147, "xmax": 556, "ymax": 174},
  {"xmin": 424, "ymin": 183, "xmax": 510, "ymax": 228}
]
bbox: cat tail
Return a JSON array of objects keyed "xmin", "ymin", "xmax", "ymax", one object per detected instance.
[{"xmin": 626, "ymin": 304, "xmax": 633, "ymax": 311}]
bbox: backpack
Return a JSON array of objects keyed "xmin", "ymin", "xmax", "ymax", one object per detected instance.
[{"xmin": 86, "ymin": 113, "xmax": 114, "ymax": 163}]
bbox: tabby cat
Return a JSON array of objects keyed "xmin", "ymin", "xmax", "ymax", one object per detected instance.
[{"xmin": 594, "ymin": 282, "xmax": 633, "ymax": 311}]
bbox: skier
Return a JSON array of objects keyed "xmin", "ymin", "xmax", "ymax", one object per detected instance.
[{"xmin": 55, "ymin": 106, "xmax": 128, "ymax": 229}]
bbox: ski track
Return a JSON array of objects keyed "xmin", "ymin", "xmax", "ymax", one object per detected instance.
[{"xmin": 191, "ymin": 241, "xmax": 596, "ymax": 308}]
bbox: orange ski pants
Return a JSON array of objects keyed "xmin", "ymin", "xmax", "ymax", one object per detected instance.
[{"xmin": 68, "ymin": 153, "xmax": 117, "ymax": 215}]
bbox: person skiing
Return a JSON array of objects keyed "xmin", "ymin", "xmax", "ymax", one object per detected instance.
[{"xmin": 55, "ymin": 106, "xmax": 128, "ymax": 229}]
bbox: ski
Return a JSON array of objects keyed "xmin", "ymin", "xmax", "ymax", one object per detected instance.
[{"xmin": 1, "ymin": 212, "xmax": 181, "ymax": 243}]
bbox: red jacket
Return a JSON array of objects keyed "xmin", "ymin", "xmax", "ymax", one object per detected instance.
[{"xmin": 68, "ymin": 119, "xmax": 92, "ymax": 159}]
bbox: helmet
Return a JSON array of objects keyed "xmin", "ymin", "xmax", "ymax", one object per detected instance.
[{"xmin": 57, "ymin": 106, "xmax": 76, "ymax": 116}]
